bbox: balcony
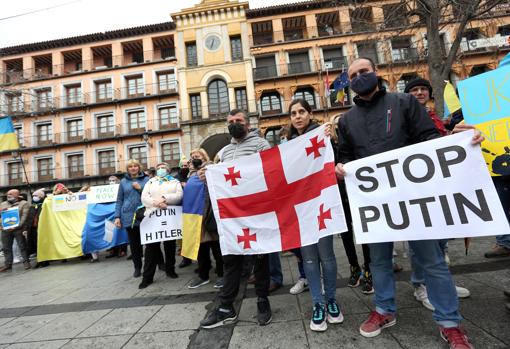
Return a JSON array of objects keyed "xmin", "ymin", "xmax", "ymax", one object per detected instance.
[
  {"xmin": 323, "ymin": 57, "xmax": 348, "ymax": 70},
  {"xmin": 0, "ymin": 49, "xmax": 177, "ymax": 85},
  {"xmin": 253, "ymin": 65, "xmax": 278, "ymax": 80},
  {"xmin": 391, "ymin": 48, "xmax": 419, "ymax": 62},
  {"xmin": 253, "ymin": 61, "xmax": 315, "ymax": 81},
  {"xmin": 288, "ymin": 61, "xmax": 311, "ymax": 75}
]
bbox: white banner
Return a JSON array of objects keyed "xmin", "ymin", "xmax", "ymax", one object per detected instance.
[
  {"xmin": 52, "ymin": 193, "xmax": 88, "ymax": 212},
  {"xmin": 140, "ymin": 207, "xmax": 183, "ymax": 245},
  {"xmin": 88, "ymin": 184, "xmax": 119, "ymax": 204},
  {"xmin": 344, "ymin": 131, "xmax": 510, "ymax": 244}
]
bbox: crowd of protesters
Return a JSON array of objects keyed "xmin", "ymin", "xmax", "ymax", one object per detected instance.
[{"xmin": 1, "ymin": 57, "xmax": 509, "ymax": 349}]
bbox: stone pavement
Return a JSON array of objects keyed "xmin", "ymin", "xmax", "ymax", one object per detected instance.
[{"xmin": 0, "ymin": 236, "xmax": 509, "ymax": 349}]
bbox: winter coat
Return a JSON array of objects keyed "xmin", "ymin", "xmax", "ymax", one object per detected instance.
[
  {"xmin": 114, "ymin": 172, "xmax": 149, "ymax": 228},
  {"xmin": 141, "ymin": 176, "xmax": 183, "ymax": 217},
  {"xmin": 337, "ymin": 88, "xmax": 440, "ymax": 163},
  {"xmin": 220, "ymin": 130, "xmax": 270, "ymax": 162},
  {"xmin": 0, "ymin": 199, "xmax": 30, "ymax": 232}
]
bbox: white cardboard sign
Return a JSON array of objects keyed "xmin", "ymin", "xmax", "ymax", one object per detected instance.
[
  {"xmin": 139, "ymin": 207, "xmax": 183, "ymax": 245},
  {"xmin": 89, "ymin": 184, "xmax": 119, "ymax": 204},
  {"xmin": 344, "ymin": 131, "xmax": 510, "ymax": 244},
  {"xmin": 52, "ymin": 193, "xmax": 88, "ymax": 212}
]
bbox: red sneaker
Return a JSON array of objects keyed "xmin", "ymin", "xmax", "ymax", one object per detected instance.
[
  {"xmin": 440, "ymin": 327, "xmax": 474, "ymax": 349},
  {"xmin": 359, "ymin": 311, "xmax": 396, "ymax": 337}
]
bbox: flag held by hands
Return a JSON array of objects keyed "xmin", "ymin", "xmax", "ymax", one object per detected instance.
[
  {"xmin": 0, "ymin": 116, "xmax": 20, "ymax": 152},
  {"xmin": 205, "ymin": 125, "xmax": 347, "ymax": 255}
]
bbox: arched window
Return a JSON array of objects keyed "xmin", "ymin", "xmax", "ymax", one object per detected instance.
[
  {"xmin": 470, "ymin": 65, "xmax": 490, "ymax": 77},
  {"xmin": 293, "ymin": 87, "xmax": 316, "ymax": 109},
  {"xmin": 260, "ymin": 92, "xmax": 282, "ymax": 115},
  {"xmin": 208, "ymin": 79, "xmax": 229, "ymax": 116}
]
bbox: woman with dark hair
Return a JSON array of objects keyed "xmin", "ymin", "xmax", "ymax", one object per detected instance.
[{"xmin": 287, "ymin": 98, "xmax": 343, "ymax": 332}]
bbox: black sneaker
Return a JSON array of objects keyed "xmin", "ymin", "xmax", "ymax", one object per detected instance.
[
  {"xmin": 361, "ymin": 270, "xmax": 374, "ymax": 295},
  {"xmin": 133, "ymin": 268, "xmax": 141, "ymax": 278},
  {"xmin": 200, "ymin": 307, "xmax": 237, "ymax": 329},
  {"xmin": 166, "ymin": 270, "xmax": 178, "ymax": 279},
  {"xmin": 348, "ymin": 265, "xmax": 362, "ymax": 288},
  {"xmin": 310, "ymin": 303, "xmax": 327, "ymax": 331},
  {"xmin": 179, "ymin": 258, "xmax": 192, "ymax": 268},
  {"xmin": 188, "ymin": 278, "xmax": 210, "ymax": 289},
  {"xmin": 138, "ymin": 279, "xmax": 153, "ymax": 289},
  {"xmin": 256, "ymin": 297, "xmax": 272, "ymax": 326}
]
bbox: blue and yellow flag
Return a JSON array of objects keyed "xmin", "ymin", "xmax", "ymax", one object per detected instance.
[
  {"xmin": 333, "ymin": 71, "xmax": 349, "ymax": 104},
  {"xmin": 0, "ymin": 116, "xmax": 19, "ymax": 152},
  {"xmin": 181, "ymin": 175, "xmax": 205, "ymax": 260},
  {"xmin": 443, "ymin": 81, "xmax": 461, "ymax": 118}
]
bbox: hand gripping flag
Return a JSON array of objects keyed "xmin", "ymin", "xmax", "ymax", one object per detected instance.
[
  {"xmin": 0, "ymin": 116, "xmax": 20, "ymax": 152},
  {"xmin": 205, "ymin": 125, "xmax": 347, "ymax": 255}
]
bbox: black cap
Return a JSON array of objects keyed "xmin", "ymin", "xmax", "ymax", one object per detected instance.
[{"xmin": 404, "ymin": 78, "xmax": 432, "ymax": 95}]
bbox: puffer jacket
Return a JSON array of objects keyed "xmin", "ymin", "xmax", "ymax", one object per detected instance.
[
  {"xmin": 114, "ymin": 172, "xmax": 149, "ymax": 228},
  {"xmin": 220, "ymin": 130, "xmax": 270, "ymax": 162},
  {"xmin": 141, "ymin": 176, "xmax": 183, "ymax": 217},
  {"xmin": 337, "ymin": 88, "xmax": 440, "ymax": 163}
]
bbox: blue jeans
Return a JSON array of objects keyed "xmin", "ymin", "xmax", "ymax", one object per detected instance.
[
  {"xmin": 494, "ymin": 177, "xmax": 510, "ymax": 249},
  {"xmin": 411, "ymin": 239, "xmax": 448, "ymax": 285},
  {"xmin": 301, "ymin": 235, "xmax": 337, "ymax": 305},
  {"xmin": 268, "ymin": 252, "xmax": 283, "ymax": 285},
  {"xmin": 291, "ymin": 248, "xmax": 306, "ymax": 279},
  {"xmin": 370, "ymin": 240, "xmax": 461, "ymax": 328}
]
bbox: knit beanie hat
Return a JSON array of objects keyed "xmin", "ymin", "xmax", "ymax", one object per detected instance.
[{"xmin": 404, "ymin": 78, "xmax": 432, "ymax": 95}]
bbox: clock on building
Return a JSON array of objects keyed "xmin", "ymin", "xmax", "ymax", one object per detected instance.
[{"xmin": 204, "ymin": 34, "xmax": 222, "ymax": 51}]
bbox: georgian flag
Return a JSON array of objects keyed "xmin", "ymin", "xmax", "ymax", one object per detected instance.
[{"xmin": 205, "ymin": 125, "xmax": 347, "ymax": 255}]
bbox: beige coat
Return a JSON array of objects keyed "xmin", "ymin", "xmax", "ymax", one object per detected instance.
[{"xmin": 141, "ymin": 177, "xmax": 183, "ymax": 217}]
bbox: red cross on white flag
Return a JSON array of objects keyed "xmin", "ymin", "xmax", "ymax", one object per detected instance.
[{"xmin": 205, "ymin": 125, "xmax": 347, "ymax": 255}]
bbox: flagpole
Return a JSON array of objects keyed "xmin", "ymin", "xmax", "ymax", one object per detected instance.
[{"xmin": 12, "ymin": 150, "xmax": 32, "ymax": 198}]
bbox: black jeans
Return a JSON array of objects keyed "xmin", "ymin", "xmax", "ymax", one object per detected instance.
[
  {"xmin": 27, "ymin": 226, "xmax": 38, "ymax": 256},
  {"xmin": 219, "ymin": 254, "xmax": 269, "ymax": 309},
  {"xmin": 142, "ymin": 240, "xmax": 176, "ymax": 282},
  {"xmin": 197, "ymin": 240, "xmax": 223, "ymax": 280},
  {"xmin": 1, "ymin": 229, "xmax": 28, "ymax": 266},
  {"xmin": 127, "ymin": 226, "xmax": 143, "ymax": 270},
  {"xmin": 341, "ymin": 228, "xmax": 371, "ymax": 271}
]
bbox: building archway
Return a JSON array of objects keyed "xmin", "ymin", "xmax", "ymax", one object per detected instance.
[{"xmin": 200, "ymin": 133, "xmax": 232, "ymax": 160}]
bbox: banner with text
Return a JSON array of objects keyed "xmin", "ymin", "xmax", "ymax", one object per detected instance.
[
  {"xmin": 344, "ymin": 131, "xmax": 510, "ymax": 244},
  {"xmin": 88, "ymin": 184, "xmax": 119, "ymax": 204},
  {"xmin": 458, "ymin": 64, "xmax": 510, "ymax": 176},
  {"xmin": 52, "ymin": 193, "xmax": 88, "ymax": 212},
  {"xmin": 140, "ymin": 207, "xmax": 183, "ymax": 244},
  {"xmin": 1, "ymin": 207, "xmax": 20, "ymax": 230}
]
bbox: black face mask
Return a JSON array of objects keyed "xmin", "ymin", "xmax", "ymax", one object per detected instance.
[
  {"xmin": 228, "ymin": 122, "xmax": 247, "ymax": 139},
  {"xmin": 191, "ymin": 159, "xmax": 203, "ymax": 169},
  {"xmin": 350, "ymin": 72, "xmax": 378, "ymax": 96},
  {"xmin": 179, "ymin": 168, "xmax": 189, "ymax": 177}
]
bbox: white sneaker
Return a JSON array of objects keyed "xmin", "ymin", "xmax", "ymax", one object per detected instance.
[
  {"xmin": 455, "ymin": 286, "xmax": 470, "ymax": 298},
  {"xmin": 290, "ymin": 278, "xmax": 308, "ymax": 295},
  {"xmin": 414, "ymin": 285, "xmax": 435, "ymax": 311},
  {"xmin": 13, "ymin": 258, "xmax": 21, "ymax": 264}
]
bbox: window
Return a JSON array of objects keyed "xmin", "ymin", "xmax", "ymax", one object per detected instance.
[
  {"xmin": 161, "ymin": 47, "xmax": 175, "ymax": 59},
  {"xmin": 126, "ymin": 75, "xmax": 144, "ymax": 97},
  {"xmin": 6, "ymin": 92, "xmax": 23, "ymax": 113},
  {"xmin": 383, "ymin": 4, "xmax": 408, "ymax": 28},
  {"xmin": 264, "ymin": 128, "xmax": 280, "ymax": 147},
  {"xmin": 254, "ymin": 56, "xmax": 277, "ymax": 79},
  {"xmin": 288, "ymin": 52, "xmax": 311, "ymax": 74},
  {"xmin": 98, "ymin": 149, "xmax": 115, "ymax": 175},
  {"xmin": 396, "ymin": 74, "xmax": 418, "ymax": 93},
  {"xmin": 35, "ymin": 88, "xmax": 51, "ymax": 111},
  {"xmin": 322, "ymin": 47, "xmax": 346, "ymax": 70},
  {"xmin": 95, "ymin": 79, "xmax": 112, "ymax": 102},
  {"xmin": 391, "ymin": 38, "xmax": 417, "ymax": 62},
  {"xmin": 208, "ymin": 79, "xmax": 229, "ymax": 117},
  {"xmin": 190, "ymin": 94, "xmax": 202, "ymax": 120},
  {"xmin": 230, "ymin": 36, "xmax": 243, "ymax": 61},
  {"xmin": 498, "ymin": 25, "xmax": 510, "ymax": 37},
  {"xmin": 294, "ymin": 88, "xmax": 316, "ymax": 109},
  {"xmin": 36, "ymin": 123, "xmax": 52, "ymax": 146},
  {"xmin": 159, "ymin": 106, "xmax": 178, "ymax": 129},
  {"xmin": 128, "ymin": 145, "xmax": 148, "ymax": 169},
  {"xmin": 14, "ymin": 125, "xmax": 23, "ymax": 147},
  {"xmin": 186, "ymin": 42, "xmax": 198, "ymax": 67},
  {"xmin": 251, "ymin": 21, "xmax": 274, "ymax": 45},
  {"xmin": 37, "ymin": 157, "xmax": 53, "ymax": 181},
  {"xmin": 350, "ymin": 7, "xmax": 375, "ymax": 32},
  {"xmin": 7, "ymin": 162, "xmax": 23, "ymax": 185},
  {"xmin": 235, "ymin": 88, "xmax": 248, "ymax": 111},
  {"xmin": 127, "ymin": 110, "xmax": 146, "ymax": 133},
  {"xmin": 66, "ymin": 119, "xmax": 83, "ymax": 142},
  {"xmin": 67, "ymin": 153, "xmax": 84, "ymax": 177},
  {"xmin": 157, "ymin": 71, "xmax": 176, "ymax": 93},
  {"xmin": 283, "ymin": 16, "xmax": 306, "ymax": 41},
  {"xmin": 97, "ymin": 114, "xmax": 114, "ymax": 137},
  {"xmin": 65, "ymin": 84, "xmax": 81, "ymax": 106},
  {"xmin": 132, "ymin": 52, "xmax": 144, "ymax": 64},
  {"xmin": 356, "ymin": 42, "xmax": 379, "ymax": 64},
  {"xmin": 161, "ymin": 142, "xmax": 180, "ymax": 167},
  {"xmin": 260, "ymin": 92, "xmax": 282, "ymax": 115}
]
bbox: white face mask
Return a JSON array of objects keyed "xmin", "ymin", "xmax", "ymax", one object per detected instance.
[
  {"xmin": 32, "ymin": 196, "xmax": 41, "ymax": 203},
  {"xmin": 109, "ymin": 180, "xmax": 117, "ymax": 185}
]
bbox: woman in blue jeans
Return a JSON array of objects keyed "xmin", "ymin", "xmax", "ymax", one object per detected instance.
[{"xmin": 288, "ymin": 98, "xmax": 343, "ymax": 331}]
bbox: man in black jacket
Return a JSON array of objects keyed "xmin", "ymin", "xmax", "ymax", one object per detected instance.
[{"xmin": 335, "ymin": 57, "xmax": 474, "ymax": 349}]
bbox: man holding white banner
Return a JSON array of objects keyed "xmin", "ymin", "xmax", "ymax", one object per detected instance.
[{"xmin": 335, "ymin": 57, "xmax": 487, "ymax": 349}]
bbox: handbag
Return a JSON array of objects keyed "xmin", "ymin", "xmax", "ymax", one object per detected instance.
[{"xmin": 132, "ymin": 205, "xmax": 146, "ymax": 227}]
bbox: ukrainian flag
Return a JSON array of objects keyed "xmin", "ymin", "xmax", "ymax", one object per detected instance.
[
  {"xmin": 443, "ymin": 81, "xmax": 461, "ymax": 119},
  {"xmin": 0, "ymin": 116, "xmax": 19, "ymax": 152},
  {"xmin": 181, "ymin": 175, "xmax": 205, "ymax": 260}
]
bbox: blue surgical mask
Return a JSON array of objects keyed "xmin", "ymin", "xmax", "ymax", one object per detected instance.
[{"xmin": 156, "ymin": 168, "xmax": 168, "ymax": 178}]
